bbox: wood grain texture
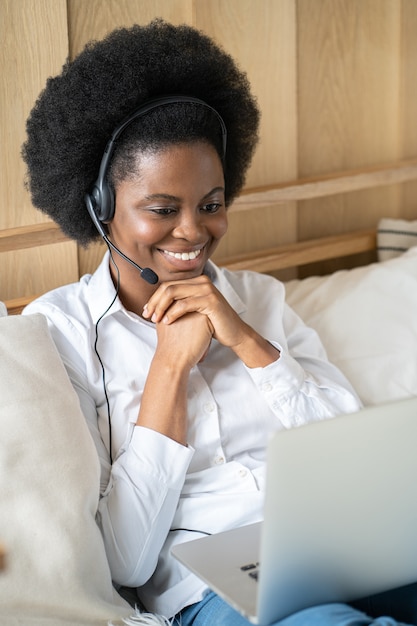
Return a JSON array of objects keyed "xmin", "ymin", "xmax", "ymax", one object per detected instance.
[
  {"xmin": 400, "ymin": 0, "xmax": 417, "ymax": 217},
  {"xmin": 0, "ymin": 0, "xmax": 78, "ymax": 300},
  {"xmin": 296, "ymin": 0, "xmax": 416, "ymax": 274},
  {"xmin": 230, "ymin": 159, "xmax": 417, "ymax": 212},
  {"xmin": 2, "ymin": 244, "xmax": 78, "ymax": 302},
  {"xmin": 67, "ymin": 0, "xmax": 192, "ymax": 57},
  {"xmin": 0, "ymin": 0, "xmax": 68, "ymax": 228},
  {"xmin": 0, "ymin": 223, "xmax": 69, "ymax": 253},
  {"xmin": 217, "ymin": 229, "xmax": 376, "ymax": 272},
  {"xmin": 297, "ymin": 0, "xmax": 402, "ymax": 174}
]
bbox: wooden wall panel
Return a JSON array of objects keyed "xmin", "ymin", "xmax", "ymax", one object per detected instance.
[
  {"xmin": 296, "ymin": 0, "xmax": 415, "ymax": 274},
  {"xmin": 67, "ymin": 0, "xmax": 193, "ymax": 57},
  {"xmin": 1, "ymin": 0, "xmax": 67, "ymax": 228},
  {"xmin": 0, "ymin": 0, "xmax": 78, "ymax": 301},
  {"xmin": 3, "ymin": 243, "xmax": 77, "ymax": 299},
  {"xmin": 298, "ymin": 0, "xmax": 402, "ymax": 175},
  {"xmin": 400, "ymin": 0, "xmax": 417, "ymax": 217}
]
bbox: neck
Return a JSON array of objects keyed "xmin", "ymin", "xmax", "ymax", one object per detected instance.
[{"xmin": 109, "ymin": 257, "xmax": 156, "ymax": 317}]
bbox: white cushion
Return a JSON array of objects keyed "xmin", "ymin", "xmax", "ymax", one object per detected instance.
[
  {"xmin": 0, "ymin": 314, "xmax": 132, "ymax": 625},
  {"xmin": 285, "ymin": 247, "xmax": 417, "ymax": 406}
]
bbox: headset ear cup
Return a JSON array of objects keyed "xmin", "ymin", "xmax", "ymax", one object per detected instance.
[
  {"xmin": 98, "ymin": 180, "xmax": 115, "ymax": 223},
  {"xmin": 85, "ymin": 192, "xmax": 107, "ymax": 239},
  {"xmin": 92, "ymin": 180, "xmax": 115, "ymax": 223}
]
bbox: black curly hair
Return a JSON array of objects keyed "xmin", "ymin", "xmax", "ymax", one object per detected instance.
[{"xmin": 22, "ymin": 19, "xmax": 260, "ymax": 245}]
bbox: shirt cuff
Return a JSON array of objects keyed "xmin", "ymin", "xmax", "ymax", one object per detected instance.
[
  {"xmin": 244, "ymin": 340, "xmax": 305, "ymax": 407},
  {"xmin": 122, "ymin": 425, "xmax": 194, "ymax": 488}
]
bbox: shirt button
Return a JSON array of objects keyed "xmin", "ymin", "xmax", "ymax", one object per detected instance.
[
  {"xmin": 213, "ymin": 455, "xmax": 225, "ymax": 465},
  {"xmin": 238, "ymin": 469, "xmax": 248, "ymax": 478},
  {"xmin": 261, "ymin": 382, "xmax": 273, "ymax": 392},
  {"xmin": 204, "ymin": 402, "xmax": 216, "ymax": 413}
]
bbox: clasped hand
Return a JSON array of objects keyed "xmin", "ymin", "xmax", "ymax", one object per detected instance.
[{"xmin": 142, "ymin": 275, "xmax": 248, "ymax": 369}]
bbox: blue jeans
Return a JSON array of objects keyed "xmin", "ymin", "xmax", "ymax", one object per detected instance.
[{"xmin": 175, "ymin": 584, "xmax": 417, "ymax": 626}]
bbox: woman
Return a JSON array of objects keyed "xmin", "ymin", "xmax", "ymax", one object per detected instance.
[{"xmin": 22, "ymin": 19, "xmax": 415, "ymax": 626}]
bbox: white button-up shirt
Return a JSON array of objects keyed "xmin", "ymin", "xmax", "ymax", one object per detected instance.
[{"xmin": 24, "ymin": 254, "xmax": 361, "ymax": 617}]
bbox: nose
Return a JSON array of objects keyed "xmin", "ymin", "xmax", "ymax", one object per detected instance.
[{"xmin": 173, "ymin": 209, "xmax": 206, "ymax": 242}]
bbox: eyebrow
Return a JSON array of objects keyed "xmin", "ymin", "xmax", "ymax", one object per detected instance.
[{"xmin": 144, "ymin": 186, "xmax": 225, "ymax": 203}]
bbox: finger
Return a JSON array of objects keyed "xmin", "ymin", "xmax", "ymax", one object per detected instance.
[
  {"xmin": 161, "ymin": 296, "xmax": 216, "ymax": 331},
  {"xmin": 144, "ymin": 278, "xmax": 213, "ymax": 322},
  {"xmin": 144, "ymin": 286, "xmax": 188, "ymax": 322},
  {"xmin": 155, "ymin": 313, "xmax": 214, "ymax": 368}
]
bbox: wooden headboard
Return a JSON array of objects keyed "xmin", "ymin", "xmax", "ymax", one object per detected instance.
[{"xmin": 2, "ymin": 157, "xmax": 417, "ymax": 315}]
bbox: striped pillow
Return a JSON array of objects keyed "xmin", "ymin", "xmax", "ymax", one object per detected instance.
[{"xmin": 377, "ymin": 218, "xmax": 417, "ymax": 261}]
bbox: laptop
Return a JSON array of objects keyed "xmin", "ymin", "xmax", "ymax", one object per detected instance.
[{"xmin": 172, "ymin": 397, "xmax": 417, "ymax": 625}]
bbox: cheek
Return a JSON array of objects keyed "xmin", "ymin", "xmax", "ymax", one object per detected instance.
[
  {"xmin": 130, "ymin": 220, "xmax": 168, "ymax": 245},
  {"xmin": 213, "ymin": 214, "xmax": 228, "ymax": 240}
]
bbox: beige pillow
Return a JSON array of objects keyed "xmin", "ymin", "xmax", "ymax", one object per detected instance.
[
  {"xmin": 285, "ymin": 247, "xmax": 417, "ymax": 406},
  {"xmin": 0, "ymin": 313, "xmax": 132, "ymax": 625}
]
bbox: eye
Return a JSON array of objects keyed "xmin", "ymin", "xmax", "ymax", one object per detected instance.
[
  {"xmin": 202, "ymin": 202, "xmax": 222, "ymax": 214},
  {"xmin": 150, "ymin": 207, "xmax": 177, "ymax": 216}
]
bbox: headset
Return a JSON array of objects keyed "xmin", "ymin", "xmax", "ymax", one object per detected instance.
[{"xmin": 84, "ymin": 95, "xmax": 227, "ymax": 284}]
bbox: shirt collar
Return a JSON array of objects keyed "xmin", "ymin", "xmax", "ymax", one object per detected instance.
[
  {"xmin": 87, "ymin": 251, "xmax": 124, "ymax": 323},
  {"xmin": 86, "ymin": 253, "xmax": 247, "ymax": 323}
]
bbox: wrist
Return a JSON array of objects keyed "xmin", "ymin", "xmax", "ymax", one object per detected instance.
[
  {"xmin": 152, "ymin": 348, "xmax": 193, "ymax": 376},
  {"xmin": 231, "ymin": 326, "xmax": 280, "ymax": 368}
]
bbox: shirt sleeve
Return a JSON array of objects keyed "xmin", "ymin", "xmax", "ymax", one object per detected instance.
[
  {"xmin": 64, "ymin": 330, "xmax": 194, "ymax": 587},
  {"xmin": 98, "ymin": 426, "xmax": 193, "ymax": 586},
  {"xmin": 60, "ymin": 334, "xmax": 195, "ymax": 587},
  {"xmin": 245, "ymin": 302, "xmax": 362, "ymax": 428}
]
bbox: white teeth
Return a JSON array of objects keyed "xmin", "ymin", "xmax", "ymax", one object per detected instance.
[{"xmin": 164, "ymin": 248, "xmax": 202, "ymax": 261}]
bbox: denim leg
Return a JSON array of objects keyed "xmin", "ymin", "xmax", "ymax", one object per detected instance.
[
  {"xmin": 175, "ymin": 592, "xmax": 411, "ymax": 626},
  {"xmin": 277, "ymin": 603, "xmax": 410, "ymax": 626},
  {"xmin": 352, "ymin": 583, "xmax": 417, "ymax": 625}
]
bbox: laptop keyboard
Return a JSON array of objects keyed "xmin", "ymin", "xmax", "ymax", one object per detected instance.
[{"xmin": 240, "ymin": 562, "xmax": 260, "ymax": 581}]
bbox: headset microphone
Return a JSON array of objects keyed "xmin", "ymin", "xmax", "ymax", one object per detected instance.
[{"xmin": 85, "ymin": 194, "xmax": 159, "ymax": 285}]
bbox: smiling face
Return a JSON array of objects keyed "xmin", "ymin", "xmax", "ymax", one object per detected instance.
[{"xmin": 107, "ymin": 141, "xmax": 228, "ymax": 310}]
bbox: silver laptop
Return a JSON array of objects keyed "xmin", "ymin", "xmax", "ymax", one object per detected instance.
[{"xmin": 172, "ymin": 397, "xmax": 417, "ymax": 625}]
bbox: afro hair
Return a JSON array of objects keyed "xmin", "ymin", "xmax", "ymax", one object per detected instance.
[{"xmin": 22, "ymin": 19, "xmax": 260, "ymax": 245}]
